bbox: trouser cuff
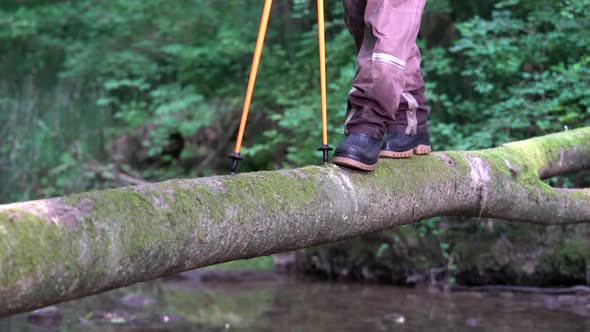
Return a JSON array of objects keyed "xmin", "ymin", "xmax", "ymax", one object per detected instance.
[
  {"xmin": 345, "ymin": 124, "xmax": 384, "ymax": 139},
  {"xmin": 387, "ymin": 123, "xmax": 429, "ymax": 135}
]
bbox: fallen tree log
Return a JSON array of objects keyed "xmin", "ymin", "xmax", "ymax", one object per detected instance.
[
  {"xmin": 451, "ymin": 284, "xmax": 590, "ymax": 295},
  {"xmin": 1, "ymin": 128, "xmax": 589, "ymax": 317}
]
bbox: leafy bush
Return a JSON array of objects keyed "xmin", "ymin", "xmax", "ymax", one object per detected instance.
[{"xmin": 1, "ymin": 0, "xmax": 589, "ymax": 203}]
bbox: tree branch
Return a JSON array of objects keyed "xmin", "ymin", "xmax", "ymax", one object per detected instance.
[{"xmin": 0, "ymin": 127, "xmax": 589, "ymax": 317}]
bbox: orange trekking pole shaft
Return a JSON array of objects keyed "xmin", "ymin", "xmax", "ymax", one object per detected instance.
[
  {"xmin": 316, "ymin": 0, "xmax": 333, "ymax": 163},
  {"xmin": 230, "ymin": 0, "xmax": 273, "ymax": 174}
]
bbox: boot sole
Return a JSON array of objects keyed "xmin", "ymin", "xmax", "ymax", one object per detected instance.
[
  {"xmin": 379, "ymin": 145, "xmax": 432, "ymax": 159},
  {"xmin": 333, "ymin": 156, "xmax": 377, "ymax": 171}
]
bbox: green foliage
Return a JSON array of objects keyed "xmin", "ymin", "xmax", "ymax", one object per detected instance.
[
  {"xmin": 1, "ymin": 0, "xmax": 589, "ymax": 203},
  {"xmin": 1, "ymin": 0, "xmax": 589, "ymax": 285},
  {"xmin": 424, "ymin": 0, "xmax": 590, "ymax": 150},
  {"xmin": 539, "ymin": 234, "xmax": 590, "ymax": 278}
]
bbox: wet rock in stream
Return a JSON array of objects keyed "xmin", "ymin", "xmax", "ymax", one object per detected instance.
[
  {"xmin": 79, "ymin": 310, "xmax": 133, "ymax": 325},
  {"xmin": 160, "ymin": 314, "xmax": 184, "ymax": 323},
  {"xmin": 465, "ymin": 318, "xmax": 479, "ymax": 327},
  {"xmin": 378, "ymin": 312, "xmax": 406, "ymax": 330},
  {"xmin": 26, "ymin": 306, "xmax": 62, "ymax": 329},
  {"xmin": 117, "ymin": 294, "xmax": 157, "ymax": 308}
]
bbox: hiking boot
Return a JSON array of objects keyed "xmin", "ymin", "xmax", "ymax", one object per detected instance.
[
  {"xmin": 333, "ymin": 133, "xmax": 382, "ymax": 171},
  {"xmin": 380, "ymin": 131, "xmax": 431, "ymax": 158}
]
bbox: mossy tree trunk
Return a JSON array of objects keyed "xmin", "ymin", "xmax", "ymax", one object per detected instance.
[{"xmin": 1, "ymin": 128, "xmax": 590, "ymax": 317}]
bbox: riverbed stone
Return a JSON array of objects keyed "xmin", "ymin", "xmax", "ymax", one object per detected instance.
[
  {"xmin": 26, "ymin": 306, "xmax": 62, "ymax": 328},
  {"xmin": 117, "ymin": 294, "xmax": 157, "ymax": 307}
]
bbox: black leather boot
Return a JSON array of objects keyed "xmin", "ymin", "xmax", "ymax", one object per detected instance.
[
  {"xmin": 333, "ymin": 133, "xmax": 382, "ymax": 171},
  {"xmin": 380, "ymin": 131, "xmax": 431, "ymax": 158}
]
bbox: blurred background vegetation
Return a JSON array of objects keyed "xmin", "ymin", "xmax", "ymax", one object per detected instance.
[{"xmin": 1, "ymin": 0, "xmax": 589, "ymax": 285}]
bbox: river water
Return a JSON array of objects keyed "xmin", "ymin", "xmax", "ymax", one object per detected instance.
[{"xmin": 1, "ymin": 271, "xmax": 588, "ymax": 331}]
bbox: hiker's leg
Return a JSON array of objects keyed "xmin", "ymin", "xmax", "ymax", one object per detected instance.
[
  {"xmin": 389, "ymin": 43, "xmax": 430, "ymax": 135},
  {"xmin": 336, "ymin": 0, "xmax": 427, "ymax": 170},
  {"xmin": 380, "ymin": 42, "xmax": 432, "ymax": 158},
  {"xmin": 345, "ymin": 0, "xmax": 427, "ymax": 140},
  {"xmin": 342, "ymin": 0, "xmax": 367, "ymax": 53}
]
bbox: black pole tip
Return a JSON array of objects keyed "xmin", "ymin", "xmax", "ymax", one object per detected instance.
[
  {"xmin": 229, "ymin": 152, "xmax": 243, "ymax": 175},
  {"xmin": 317, "ymin": 144, "xmax": 333, "ymax": 164}
]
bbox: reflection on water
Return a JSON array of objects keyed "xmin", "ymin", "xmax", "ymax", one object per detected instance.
[{"xmin": 1, "ymin": 271, "xmax": 588, "ymax": 332}]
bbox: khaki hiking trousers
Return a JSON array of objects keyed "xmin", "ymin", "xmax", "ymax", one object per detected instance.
[{"xmin": 343, "ymin": 0, "xmax": 429, "ymax": 139}]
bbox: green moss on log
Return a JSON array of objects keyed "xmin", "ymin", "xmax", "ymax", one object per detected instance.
[
  {"xmin": 220, "ymin": 167, "xmax": 324, "ymax": 217},
  {"xmin": 0, "ymin": 209, "xmax": 82, "ymax": 294}
]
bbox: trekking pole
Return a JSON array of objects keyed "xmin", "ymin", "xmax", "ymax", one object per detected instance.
[
  {"xmin": 229, "ymin": 0, "xmax": 273, "ymax": 174},
  {"xmin": 316, "ymin": 0, "xmax": 333, "ymax": 164}
]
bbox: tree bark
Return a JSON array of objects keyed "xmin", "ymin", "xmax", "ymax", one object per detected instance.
[{"xmin": 1, "ymin": 128, "xmax": 589, "ymax": 317}]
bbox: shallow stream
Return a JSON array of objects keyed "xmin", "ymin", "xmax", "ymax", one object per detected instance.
[{"xmin": 1, "ymin": 271, "xmax": 588, "ymax": 331}]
